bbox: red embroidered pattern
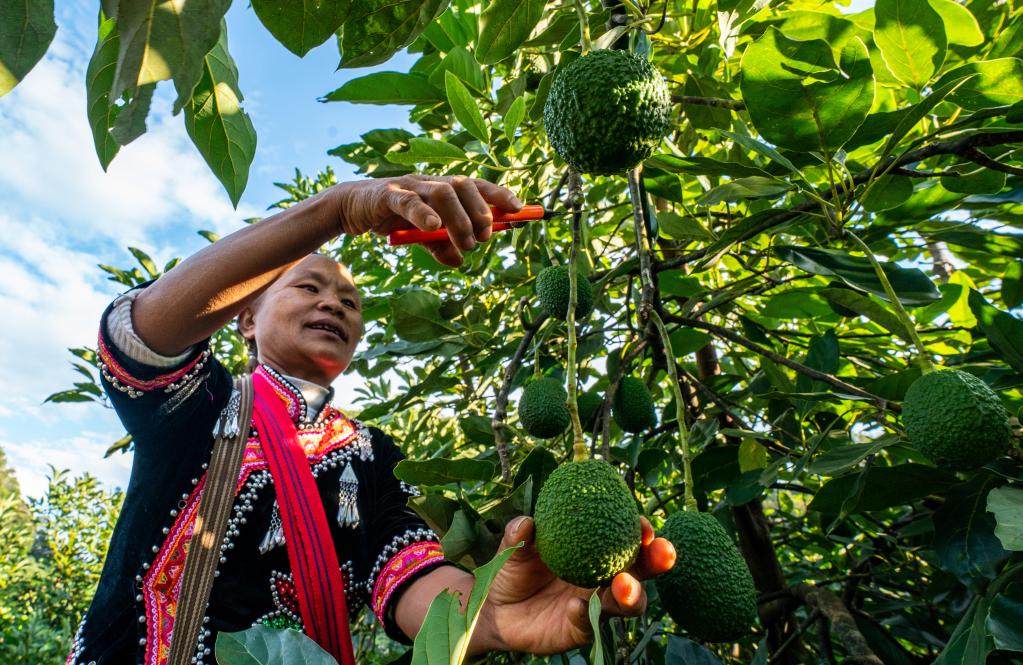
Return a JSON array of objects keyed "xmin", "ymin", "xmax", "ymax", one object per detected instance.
[
  {"xmin": 371, "ymin": 541, "xmax": 446, "ymax": 622},
  {"xmin": 141, "ymin": 412, "xmax": 362, "ymax": 665},
  {"xmin": 97, "ymin": 329, "xmax": 205, "ymax": 392}
]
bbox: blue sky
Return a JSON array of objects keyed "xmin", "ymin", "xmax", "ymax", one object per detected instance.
[{"xmin": 0, "ymin": 4, "xmax": 416, "ymax": 498}]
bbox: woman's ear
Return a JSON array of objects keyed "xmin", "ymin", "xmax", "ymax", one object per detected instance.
[{"xmin": 237, "ymin": 307, "xmax": 256, "ymax": 343}]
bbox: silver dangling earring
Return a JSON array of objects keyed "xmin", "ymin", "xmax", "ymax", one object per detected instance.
[
  {"xmin": 259, "ymin": 501, "xmax": 286, "ymax": 554},
  {"xmin": 336, "ymin": 464, "xmax": 360, "ymax": 528}
]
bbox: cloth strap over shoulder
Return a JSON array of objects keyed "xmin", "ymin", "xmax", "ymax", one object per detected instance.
[{"xmin": 167, "ymin": 375, "xmax": 254, "ymax": 665}]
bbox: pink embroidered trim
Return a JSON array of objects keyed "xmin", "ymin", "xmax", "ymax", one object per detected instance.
[
  {"xmin": 97, "ymin": 329, "xmax": 205, "ymax": 392},
  {"xmin": 141, "ymin": 409, "xmax": 361, "ymax": 665},
  {"xmin": 371, "ymin": 541, "xmax": 446, "ymax": 623}
]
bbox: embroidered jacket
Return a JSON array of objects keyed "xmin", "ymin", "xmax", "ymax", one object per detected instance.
[{"xmin": 67, "ymin": 295, "xmax": 448, "ymax": 665}]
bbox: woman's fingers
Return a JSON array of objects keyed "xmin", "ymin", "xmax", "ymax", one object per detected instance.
[
  {"xmin": 451, "ymin": 176, "xmax": 495, "ymax": 242},
  {"xmin": 384, "ymin": 185, "xmax": 442, "ymax": 232},
  {"xmin": 601, "ymin": 572, "xmax": 647, "ymax": 617}
]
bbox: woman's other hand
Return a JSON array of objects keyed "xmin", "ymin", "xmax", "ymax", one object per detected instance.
[{"xmin": 332, "ymin": 175, "xmax": 523, "ymax": 267}]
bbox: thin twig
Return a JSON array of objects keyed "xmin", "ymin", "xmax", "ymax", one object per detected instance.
[{"xmin": 492, "ymin": 315, "xmax": 548, "ymax": 481}]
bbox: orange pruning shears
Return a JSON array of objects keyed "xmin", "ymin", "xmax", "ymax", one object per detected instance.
[{"xmin": 387, "ymin": 204, "xmax": 566, "ymax": 246}]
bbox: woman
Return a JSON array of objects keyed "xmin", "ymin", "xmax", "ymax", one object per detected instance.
[{"xmin": 68, "ymin": 175, "xmax": 675, "ymax": 665}]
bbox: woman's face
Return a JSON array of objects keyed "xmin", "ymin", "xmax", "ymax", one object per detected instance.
[{"xmin": 239, "ymin": 255, "xmax": 364, "ymax": 386}]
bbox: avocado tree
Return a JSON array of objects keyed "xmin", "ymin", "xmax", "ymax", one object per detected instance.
[{"xmin": 12, "ymin": 0, "xmax": 1023, "ymax": 662}]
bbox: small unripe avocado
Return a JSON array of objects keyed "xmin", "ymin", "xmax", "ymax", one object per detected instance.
[
  {"xmin": 655, "ymin": 511, "xmax": 758, "ymax": 642},
  {"xmin": 534, "ymin": 459, "xmax": 642, "ymax": 587},
  {"xmin": 518, "ymin": 377, "xmax": 571, "ymax": 439},
  {"xmin": 536, "ymin": 266, "xmax": 594, "ymax": 321},
  {"xmin": 613, "ymin": 377, "xmax": 657, "ymax": 433},
  {"xmin": 543, "ymin": 49, "xmax": 673, "ymax": 175},
  {"xmin": 903, "ymin": 368, "xmax": 1010, "ymax": 471}
]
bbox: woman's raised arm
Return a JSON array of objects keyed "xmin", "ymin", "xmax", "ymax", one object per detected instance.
[{"xmin": 131, "ymin": 176, "xmax": 522, "ymax": 356}]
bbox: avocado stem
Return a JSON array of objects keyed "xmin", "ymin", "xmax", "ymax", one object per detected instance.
[
  {"xmin": 573, "ymin": 0, "xmax": 592, "ymax": 54},
  {"xmin": 627, "ymin": 168, "xmax": 697, "ymax": 512},
  {"xmin": 566, "ymin": 170, "xmax": 588, "ymax": 462},
  {"xmin": 845, "ymin": 230, "xmax": 936, "ymax": 374}
]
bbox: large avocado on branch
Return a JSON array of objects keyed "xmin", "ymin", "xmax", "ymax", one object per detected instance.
[
  {"xmin": 536, "ymin": 265, "xmax": 594, "ymax": 321},
  {"xmin": 655, "ymin": 511, "xmax": 758, "ymax": 642},
  {"xmin": 903, "ymin": 368, "xmax": 1010, "ymax": 471},
  {"xmin": 533, "ymin": 459, "xmax": 642, "ymax": 588},
  {"xmin": 543, "ymin": 49, "xmax": 673, "ymax": 175},
  {"xmin": 518, "ymin": 377, "xmax": 571, "ymax": 439}
]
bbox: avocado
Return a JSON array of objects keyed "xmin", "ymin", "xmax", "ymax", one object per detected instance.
[
  {"xmin": 536, "ymin": 265, "xmax": 594, "ymax": 321},
  {"xmin": 518, "ymin": 377, "xmax": 571, "ymax": 439},
  {"xmin": 543, "ymin": 49, "xmax": 673, "ymax": 175},
  {"xmin": 534, "ymin": 459, "xmax": 642, "ymax": 587},
  {"xmin": 903, "ymin": 368, "xmax": 1010, "ymax": 470},
  {"xmin": 655, "ymin": 511, "xmax": 758, "ymax": 642},
  {"xmin": 577, "ymin": 390, "xmax": 604, "ymax": 433},
  {"xmin": 613, "ymin": 376, "xmax": 657, "ymax": 433}
]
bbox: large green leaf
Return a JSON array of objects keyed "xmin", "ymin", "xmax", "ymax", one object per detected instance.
[
  {"xmin": 873, "ymin": 0, "xmax": 946, "ymax": 89},
  {"xmin": 394, "ymin": 457, "xmax": 497, "ymax": 486},
  {"xmin": 819, "ymin": 288, "xmax": 911, "ymax": 339},
  {"xmin": 987, "ymin": 486, "xmax": 1023, "ymax": 551},
  {"xmin": 968, "ymin": 290, "xmax": 1023, "ymax": 372},
  {"xmin": 475, "ymin": 0, "xmax": 546, "ymax": 65},
  {"xmin": 386, "ymin": 137, "xmax": 466, "ymax": 165},
  {"xmin": 86, "ymin": 14, "xmax": 123, "ymax": 170},
  {"xmin": 339, "ymin": 0, "xmax": 448, "ymax": 69},
  {"xmin": 806, "ymin": 437, "xmax": 897, "ymax": 476},
  {"xmin": 933, "ymin": 597, "xmax": 994, "ymax": 665},
  {"xmin": 774, "ymin": 245, "xmax": 941, "ymax": 306},
  {"xmin": 697, "ymin": 176, "xmax": 791, "ymax": 205},
  {"xmin": 987, "ymin": 594, "xmax": 1023, "ymax": 652},
  {"xmin": 390, "ymin": 288, "xmax": 457, "ymax": 341},
  {"xmin": 252, "ymin": 0, "xmax": 351, "ymax": 57},
  {"xmin": 445, "ymin": 70, "xmax": 488, "ymax": 143},
  {"xmin": 410, "ymin": 545, "xmax": 521, "ymax": 665},
  {"xmin": 809, "ymin": 463, "xmax": 958, "ymax": 514},
  {"xmin": 112, "ymin": 0, "xmax": 231, "ymax": 114},
  {"xmin": 740, "ymin": 28, "xmax": 875, "ymax": 152},
  {"xmin": 933, "ymin": 474, "xmax": 1010, "ymax": 586},
  {"xmin": 665, "ymin": 635, "xmax": 724, "ymax": 664},
  {"xmin": 428, "ymin": 46, "xmax": 485, "ymax": 93},
  {"xmin": 936, "ymin": 58, "xmax": 1023, "ymax": 110},
  {"xmin": 929, "ymin": 0, "xmax": 983, "ymax": 47},
  {"xmin": 215, "ymin": 624, "xmax": 337, "ymax": 665},
  {"xmin": 322, "ymin": 72, "xmax": 444, "ymax": 104},
  {"xmin": 0, "ymin": 0, "xmax": 56, "ymax": 97},
  {"xmin": 182, "ymin": 26, "xmax": 256, "ymax": 207},
  {"xmin": 645, "ymin": 154, "xmax": 770, "ymax": 179}
]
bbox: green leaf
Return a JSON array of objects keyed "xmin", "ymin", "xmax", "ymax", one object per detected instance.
[
  {"xmin": 252, "ymin": 0, "xmax": 351, "ymax": 57},
  {"xmin": 390, "ymin": 288, "xmax": 457, "ymax": 341},
  {"xmin": 807, "ymin": 437, "xmax": 896, "ymax": 476},
  {"xmin": 214, "ymin": 624, "xmax": 338, "ymax": 665},
  {"xmin": 936, "ymin": 58, "xmax": 1023, "ymax": 110},
  {"xmin": 740, "ymin": 28, "xmax": 874, "ymax": 152},
  {"xmin": 410, "ymin": 545, "xmax": 521, "ymax": 665},
  {"xmin": 109, "ymin": 81, "xmax": 155, "ymax": 146},
  {"xmin": 528, "ymin": 70, "xmax": 553, "ymax": 121},
  {"xmin": 968, "ymin": 290, "xmax": 1023, "ymax": 372},
  {"xmin": 512, "ymin": 446, "xmax": 557, "ymax": 514},
  {"xmin": 860, "ymin": 175, "xmax": 913, "ymax": 212},
  {"xmin": 809, "ymin": 463, "xmax": 958, "ymax": 514},
  {"xmin": 940, "ymin": 165, "xmax": 1006, "ymax": 194},
  {"xmin": 880, "ymin": 73, "xmax": 975, "ymax": 157},
  {"xmin": 475, "ymin": 0, "xmax": 546, "ymax": 65},
  {"xmin": 386, "ymin": 136, "xmax": 467, "ymax": 165},
  {"xmin": 717, "ymin": 129, "xmax": 799, "ymax": 175},
  {"xmin": 774, "ymin": 245, "xmax": 941, "ymax": 306},
  {"xmin": 934, "ymin": 597, "xmax": 994, "ymax": 665},
  {"xmin": 738, "ymin": 439, "xmax": 768, "ymax": 472},
  {"xmin": 409, "ymin": 493, "xmax": 460, "ymax": 535},
  {"xmin": 503, "ymin": 95, "xmax": 526, "ymax": 142},
  {"xmin": 395, "ymin": 458, "xmax": 496, "ymax": 486},
  {"xmin": 669, "ymin": 328, "xmax": 712, "ymax": 356},
  {"xmin": 322, "ymin": 72, "xmax": 444, "ymax": 105},
  {"xmin": 928, "ymin": 0, "xmax": 983, "ymax": 47},
  {"xmin": 428, "ymin": 46, "xmax": 485, "ymax": 93},
  {"xmin": 987, "ymin": 486, "xmax": 1023, "ymax": 551},
  {"xmin": 338, "ymin": 0, "xmax": 448, "ymax": 69},
  {"xmin": 112, "ymin": 0, "xmax": 231, "ymax": 114},
  {"xmin": 819, "ymin": 288, "xmax": 911, "ymax": 340},
  {"xmin": 697, "ymin": 176, "xmax": 792, "ymax": 206},
  {"xmin": 658, "ymin": 271, "xmax": 703, "ymax": 297},
  {"xmin": 1003, "ymin": 261, "xmax": 1023, "ymax": 309},
  {"xmin": 0, "ymin": 0, "xmax": 56, "ymax": 97},
  {"xmin": 657, "ymin": 212, "xmax": 714, "ymax": 242},
  {"xmin": 873, "ymin": 0, "xmax": 947, "ymax": 89},
  {"xmin": 128, "ymin": 247, "xmax": 159, "ymax": 278},
  {"xmin": 182, "ymin": 25, "xmax": 256, "ymax": 208},
  {"xmin": 645, "ymin": 154, "xmax": 771, "ymax": 179},
  {"xmin": 987, "ymin": 594, "xmax": 1023, "ymax": 652},
  {"xmin": 665, "ymin": 635, "xmax": 724, "ymax": 664},
  {"xmin": 933, "ymin": 473, "xmax": 1010, "ymax": 586},
  {"xmin": 85, "ymin": 13, "xmax": 123, "ymax": 170},
  {"xmin": 445, "ymin": 70, "xmax": 488, "ymax": 143}
]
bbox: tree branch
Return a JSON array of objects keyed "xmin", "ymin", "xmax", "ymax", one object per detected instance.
[
  {"xmin": 666, "ymin": 315, "xmax": 899, "ymax": 411},
  {"xmin": 491, "ymin": 313, "xmax": 547, "ymax": 481},
  {"xmin": 791, "ymin": 584, "xmax": 884, "ymax": 665},
  {"xmin": 672, "ymin": 94, "xmax": 746, "ymax": 110}
]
